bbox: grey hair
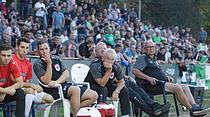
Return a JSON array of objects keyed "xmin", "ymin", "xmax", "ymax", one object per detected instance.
[
  {"xmin": 143, "ymin": 40, "xmax": 155, "ymax": 48},
  {"xmin": 104, "ymin": 48, "xmax": 116, "ymax": 57},
  {"xmin": 95, "ymin": 42, "xmax": 107, "ymax": 51}
]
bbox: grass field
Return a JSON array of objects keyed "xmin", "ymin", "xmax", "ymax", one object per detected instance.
[{"xmin": 36, "ymin": 90, "xmax": 210, "ymax": 117}]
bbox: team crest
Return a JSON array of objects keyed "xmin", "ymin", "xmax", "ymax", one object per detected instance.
[
  {"xmin": 54, "ymin": 64, "xmax": 60, "ymax": 71},
  {"xmin": 109, "ymin": 72, "xmax": 114, "ymax": 79}
]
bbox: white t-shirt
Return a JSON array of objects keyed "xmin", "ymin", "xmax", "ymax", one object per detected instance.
[
  {"xmin": 165, "ymin": 51, "xmax": 171, "ymax": 62},
  {"xmin": 70, "ymin": 20, "xmax": 78, "ymax": 36},
  {"xmin": 34, "ymin": 2, "xmax": 46, "ymax": 17},
  {"xmin": 60, "ymin": 34, "xmax": 69, "ymax": 44}
]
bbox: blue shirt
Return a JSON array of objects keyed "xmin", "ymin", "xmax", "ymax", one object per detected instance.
[
  {"xmin": 52, "ymin": 12, "xmax": 64, "ymax": 27},
  {"xmin": 199, "ymin": 31, "xmax": 207, "ymax": 42}
]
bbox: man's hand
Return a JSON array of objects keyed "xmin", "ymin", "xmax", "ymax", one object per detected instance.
[
  {"xmin": 129, "ymin": 77, "xmax": 136, "ymax": 84},
  {"xmin": 148, "ymin": 77, "xmax": 158, "ymax": 85},
  {"xmin": 168, "ymin": 77, "xmax": 174, "ymax": 83},
  {"xmin": 103, "ymin": 62, "xmax": 112, "ymax": 71},
  {"xmin": 4, "ymin": 87, "xmax": 16, "ymax": 96},
  {"xmin": 111, "ymin": 91, "xmax": 119, "ymax": 101},
  {"xmin": 48, "ymin": 81, "xmax": 58, "ymax": 87},
  {"xmin": 0, "ymin": 94, "xmax": 6, "ymax": 102},
  {"xmin": 33, "ymin": 85, "xmax": 43, "ymax": 93},
  {"xmin": 41, "ymin": 53, "xmax": 52, "ymax": 65}
]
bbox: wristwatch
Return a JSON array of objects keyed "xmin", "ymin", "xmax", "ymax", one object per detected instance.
[{"xmin": 115, "ymin": 89, "xmax": 120, "ymax": 94}]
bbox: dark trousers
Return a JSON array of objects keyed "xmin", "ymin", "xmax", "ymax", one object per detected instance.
[
  {"xmin": 126, "ymin": 80, "xmax": 158, "ymax": 116},
  {"xmin": 91, "ymin": 83, "xmax": 130, "ymax": 115},
  {"xmin": 3, "ymin": 88, "xmax": 25, "ymax": 117}
]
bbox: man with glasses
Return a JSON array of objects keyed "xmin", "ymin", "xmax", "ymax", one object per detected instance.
[
  {"xmin": 133, "ymin": 41, "xmax": 210, "ymax": 116},
  {"xmin": 85, "ymin": 42, "xmax": 171, "ymax": 117}
]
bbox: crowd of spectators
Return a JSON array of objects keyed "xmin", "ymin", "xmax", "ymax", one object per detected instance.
[{"xmin": 0, "ymin": 0, "xmax": 209, "ymax": 67}]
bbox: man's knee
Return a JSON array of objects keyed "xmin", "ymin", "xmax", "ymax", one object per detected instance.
[
  {"xmin": 120, "ymin": 86, "xmax": 129, "ymax": 95},
  {"xmin": 181, "ymin": 84, "xmax": 190, "ymax": 91},
  {"xmin": 88, "ymin": 89, "xmax": 98, "ymax": 101},
  {"xmin": 43, "ymin": 94, "xmax": 54, "ymax": 104},
  {"xmin": 68, "ymin": 86, "xmax": 80, "ymax": 96},
  {"xmin": 167, "ymin": 84, "xmax": 183, "ymax": 93}
]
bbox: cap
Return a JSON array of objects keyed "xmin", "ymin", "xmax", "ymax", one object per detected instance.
[{"xmin": 1, "ymin": 0, "xmax": 6, "ymax": 3}]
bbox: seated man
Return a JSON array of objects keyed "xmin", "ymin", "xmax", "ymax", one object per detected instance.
[
  {"xmin": 85, "ymin": 48, "xmax": 131, "ymax": 117},
  {"xmin": 0, "ymin": 43, "xmax": 25, "ymax": 117},
  {"xmin": 12, "ymin": 38, "xmax": 54, "ymax": 116},
  {"xmin": 132, "ymin": 41, "xmax": 210, "ymax": 116},
  {"xmin": 33, "ymin": 40, "xmax": 98, "ymax": 117},
  {"xmin": 87, "ymin": 42, "xmax": 171, "ymax": 116}
]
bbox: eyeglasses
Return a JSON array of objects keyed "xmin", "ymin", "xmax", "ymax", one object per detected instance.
[{"xmin": 145, "ymin": 46, "xmax": 155, "ymax": 49}]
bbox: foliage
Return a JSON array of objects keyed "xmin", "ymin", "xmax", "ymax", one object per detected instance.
[
  {"xmin": 100, "ymin": 0, "xmax": 205, "ymax": 41},
  {"xmin": 197, "ymin": 0, "xmax": 210, "ymax": 43}
]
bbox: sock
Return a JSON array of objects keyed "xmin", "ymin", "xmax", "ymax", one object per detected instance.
[
  {"xmin": 25, "ymin": 94, "xmax": 35, "ymax": 117},
  {"xmin": 121, "ymin": 115, "xmax": 129, "ymax": 117}
]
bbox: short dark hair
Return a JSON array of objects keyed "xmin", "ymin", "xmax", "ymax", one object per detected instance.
[
  {"xmin": 37, "ymin": 40, "xmax": 49, "ymax": 50},
  {"xmin": 86, "ymin": 40, "xmax": 94, "ymax": 45},
  {"xmin": 17, "ymin": 38, "xmax": 30, "ymax": 46},
  {"xmin": 0, "ymin": 43, "xmax": 13, "ymax": 52},
  {"xmin": 115, "ymin": 44, "xmax": 121, "ymax": 48}
]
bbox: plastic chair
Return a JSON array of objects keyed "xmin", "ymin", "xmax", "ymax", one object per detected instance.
[
  {"xmin": 71, "ymin": 63, "xmax": 119, "ymax": 117},
  {"xmin": 71, "ymin": 63, "xmax": 90, "ymax": 88},
  {"xmin": 37, "ymin": 79, "xmax": 71, "ymax": 117}
]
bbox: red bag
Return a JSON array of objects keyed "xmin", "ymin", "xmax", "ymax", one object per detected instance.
[{"xmin": 97, "ymin": 103, "xmax": 115, "ymax": 117}]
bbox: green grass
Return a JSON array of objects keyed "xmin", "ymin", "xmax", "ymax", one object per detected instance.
[{"xmin": 7, "ymin": 90, "xmax": 210, "ymax": 116}]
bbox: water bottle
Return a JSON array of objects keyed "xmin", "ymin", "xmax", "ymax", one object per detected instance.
[
  {"xmin": 100, "ymin": 94, "xmax": 103, "ymax": 103},
  {"xmin": 197, "ymin": 96, "xmax": 201, "ymax": 105}
]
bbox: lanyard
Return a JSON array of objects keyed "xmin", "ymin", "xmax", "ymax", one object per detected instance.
[{"xmin": 151, "ymin": 59, "xmax": 160, "ymax": 69}]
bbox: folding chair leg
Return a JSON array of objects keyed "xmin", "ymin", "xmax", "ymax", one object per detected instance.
[
  {"xmin": 173, "ymin": 94, "xmax": 179, "ymax": 116},
  {"xmin": 113, "ymin": 101, "xmax": 118, "ymax": 117},
  {"xmin": 63, "ymin": 99, "xmax": 70, "ymax": 117}
]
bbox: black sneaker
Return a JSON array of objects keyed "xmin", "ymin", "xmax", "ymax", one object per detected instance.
[
  {"xmin": 153, "ymin": 102, "xmax": 171, "ymax": 116},
  {"xmin": 190, "ymin": 106, "xmax": 210, "ymax": 116},
  {"xmin": 157, "ymin": 110, "xmax": 169, "ymax": 117}
]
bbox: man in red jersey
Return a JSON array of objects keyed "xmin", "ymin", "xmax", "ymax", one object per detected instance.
[
  {"xmin": 13, "ymin": 38, "xmax": 54, "ymax": 116},
  {"xmin": 0, "ymin": 43, "xmax": 25, "ymax": 117}
]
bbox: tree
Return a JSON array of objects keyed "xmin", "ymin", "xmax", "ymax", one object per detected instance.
[{"xmin": 197, "ymin": 0, "xmax": 210, "ymax": 42}]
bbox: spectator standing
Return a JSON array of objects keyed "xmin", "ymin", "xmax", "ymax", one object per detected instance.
[
  {"xmin": 52, "ymin": 6, "xmax": 65, "ymax": 35},
  {"xmin": 64, "ymin": 7, "xmax": 71, "ymax": 35},
  {"xmin": 70, "ymin": 16, "xmax": 78, "ymax": 38},
  {"xmin": 77, "ymin": 15, "xmax": 87, "ymax": 40},
  {"xmin": 34, "ymin": 0, "xmax": 46, "ymax": 29},
  {"xmin": 20, "ymin": 0, "xmax": 31, "ymax": 18},
  {"xmin": 120, "ymin": 3, "xmax": 129, "ymax": 22},
  {"xmin": 129, "ymin": 6, "xmax": 137, "ymax": 23},
  {"xmin": 199, "ymin": 27, "xmax": 207, "ymax": 43}
]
